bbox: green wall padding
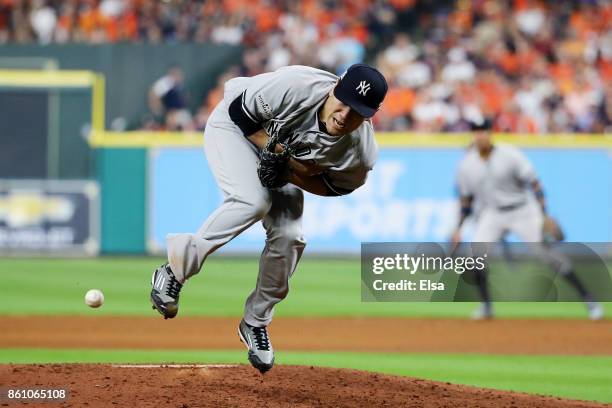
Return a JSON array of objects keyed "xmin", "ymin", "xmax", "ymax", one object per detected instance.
[{"xmin": 97, "ymin": 148, "xmax": 146, "ymax": 253}]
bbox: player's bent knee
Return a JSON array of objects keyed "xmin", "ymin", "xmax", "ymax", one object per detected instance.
[
  {"xmin": 273, "ymin": 277, "xmax": 291, "ymax": 300},
  {"xmin": 268, "ymin": 240, "xmax": 304, "ymax": 255},
  {"xmin": 253, "ymin": 202, "xmax": 272, "ymax": 219},
  {"xmin": 284, "ymin": 227, "xmax": 306, "ymax": 246},
  {"xmin": 272, "ymin": 229, "xmax": 306, "ymax": 249},
  {"xmin": 277, "ymin": 287, "xmax": 290, "ymax": 300}
]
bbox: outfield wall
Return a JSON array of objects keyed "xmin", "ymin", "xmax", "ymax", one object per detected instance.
[
  {"xmin": 91, "ymin": 133, "xmax": 612, "ymax": 254},
  {"xmin": 146, "ymin": 145, "xmax": 612, "ymax": 254}
]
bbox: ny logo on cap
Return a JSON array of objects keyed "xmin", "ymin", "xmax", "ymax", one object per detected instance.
[{"xmin": 356, "ymin": 81, "xmax": 371, "ymax": 96}]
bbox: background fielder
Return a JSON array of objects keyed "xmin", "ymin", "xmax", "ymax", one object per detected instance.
[
  {"xmin": 452, "ymin": 120, "xmax": 603, "ymax": 320},
  {"xmin": 150, "ymin": 63, "xmax": 388, "ymax": 373}
]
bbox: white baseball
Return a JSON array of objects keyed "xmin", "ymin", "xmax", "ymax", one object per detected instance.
[{"xmin": 84, "ymin": 289, "xmax": 104, "ymax": 308}]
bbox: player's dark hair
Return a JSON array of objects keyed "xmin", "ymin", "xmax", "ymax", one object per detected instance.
[{"xmin": 469, "ymin": 118, "xmax": 493, "ymax": 131}]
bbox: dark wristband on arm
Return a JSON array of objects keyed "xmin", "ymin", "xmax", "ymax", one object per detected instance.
[
  {"xmin": 534, "ymin": 188, "xmax": 546, "ymax": 213},
  {"xmin": 534, "ymin": 189, "xmax": 545, "ymax": 200},
  {"xmin": 228, "ymin": 92, "xmax": 262, "ymax": 137},
  {"xmin": 461, "ymin": 205, "xmax": 472, "ymax": 217}
]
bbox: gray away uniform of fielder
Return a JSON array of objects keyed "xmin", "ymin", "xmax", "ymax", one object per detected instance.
[
  {"xmin": 455, "ymin": 143, "xmax": 603, "ymax": 320},
  {"xmin": 457, "ymin": 143, "xmax": 543, "ymax": 242},
  {"xmin": 456, "ymin": 143, "xmax": 577, "ymax": 274},
  {"xmin": 166, "ymin": 66, "xmax": 377, "ymax": 327}
]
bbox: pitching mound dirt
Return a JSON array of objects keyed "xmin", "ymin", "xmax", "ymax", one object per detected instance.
[{"xmin": 0, "ymin": 364, "xmax": 606, "ymax": 407}]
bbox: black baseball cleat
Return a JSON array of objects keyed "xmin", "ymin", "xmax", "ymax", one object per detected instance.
[
  {"xmin": 150, "ymin": 263, "xmax": 183, "ymax": 319},
  {"xmin": 238, "ymin": 319, "xmax": 274, "ymax": 374}
]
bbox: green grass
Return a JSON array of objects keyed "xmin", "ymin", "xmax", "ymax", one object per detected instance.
[
  {"xmin": 0, "ymin": 257, "xmax": 609, "ymax": 318},
  {"xmin": 1, "ymin": 349, "xmax": 610, "ymax": 403}
]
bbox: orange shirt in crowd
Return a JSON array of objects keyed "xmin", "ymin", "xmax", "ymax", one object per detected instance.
[
  {"xmin": 206, "ymin": 86, "xmax": 224, "ymax": 112},
  {"xmin": 496, "ymin": 50, "xmax": 537, "ymax": 76},
  {"xmin": 346, "ymin": 23, "xmax": 368, "ymax": 44},
  {"xmin": 475, "ymin": 80, "xmax": 512, "ymax": 116},
  {"xmin": 388, "ymin": 0, "xmax": 416, "ymax": 10},
  {"xmin": 78, "ymin": 8, "xmax": 102, "ymax": 35},
  {"xmin": 222, "ymin": 0, "xmax": 246, "ymax": 15},
  {"xmin": 599, "ymin": 60, "xmax": 612, "ymax": 82},
  {"xmin": 56, "ymin": 13, "xmax": 73, "ymax": 34},
  {"xmin": 549, "ymin": 63, "xmax": 575, "ymax": 95},
  {"xmin": 513, "ymin": 0, "xmax": 546, "ymax": 11},
  {"xmin": 380, "ymin": 87, "xmax": 416, "ymax": 118},
  {"xmin": 570, "ymin": 8, "xmax": 609, "ymax": 39},
  {"xmin": 254, "ymin": 5, "xmax": 281, "ymax": 32},
  {"xmin": 448, "ymin": 3, "xmax": 473, "ymax": 34}
]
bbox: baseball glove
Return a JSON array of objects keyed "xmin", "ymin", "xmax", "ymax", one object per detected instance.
[
  {"xmin": 257, "ymin": 135, "xmax": 293, "ymax": 189},
  {"xmin": 542, "ymin": 216, "xmax": 565, "ymax": 243}
]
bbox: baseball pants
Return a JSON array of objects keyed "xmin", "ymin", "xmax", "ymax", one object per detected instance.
[
  {"xmin": 472, "ymin": 203, "xmax": 543, "ymax": 242},
  {"xmin": 166, "ymin": 101, "xmax": 306, "ymax": 327},
  {"xmin": 472, "ymin": 203, "xmax": 572, "ymax": 275}
]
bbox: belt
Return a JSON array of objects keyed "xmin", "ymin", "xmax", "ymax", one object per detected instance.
[{"xmin": 497, "ymin": 202, "xmax": 526, "ymax": 212}]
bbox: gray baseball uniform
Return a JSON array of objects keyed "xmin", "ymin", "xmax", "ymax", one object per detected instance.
[
  {"xmin": 457, "ymin": 143, "xmax": 575, "ymax": 277},
  {"xmin": 455, "ymin": 141, "xmax": 601, "ymax": 319},
  {"xmin": 457, "ymin": 143, "xmax": 543, "ymax": 242},
  {"xmin": 166, "ymin": 65, "xmax": 377, "ymax": 327}
]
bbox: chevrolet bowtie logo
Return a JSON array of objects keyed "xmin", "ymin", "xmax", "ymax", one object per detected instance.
[
  {"xmin": 0, "ymin": 193, "xmax": 74, "ymax": 228},
  {"xmin": 356, "ymin": 81, "xmax": 371, "ymax": 96}
]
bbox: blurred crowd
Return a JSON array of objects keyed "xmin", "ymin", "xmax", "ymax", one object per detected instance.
[
  {"xmin": 0, "ymin": 0, "xmax": 396, "ymax": 49},
  {"xmin": 374, "ymin": 0, "xmax": 612, "ymax": 133},
  {"xmin": 134, "ymin": 0, "xmax": 407, "ymax": 131},
  {"xmin": 3, "ymin": 0, "xmax": 610, "ymax": 133}
]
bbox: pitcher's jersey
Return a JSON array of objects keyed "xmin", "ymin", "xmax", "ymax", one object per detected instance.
[
  {"xmin": 456, "ymin": 144, "xmax": 537, "ymax": 210},
  {"xmin": 223, "ymin": 65, "xmax": 378, "ymax": 192}
]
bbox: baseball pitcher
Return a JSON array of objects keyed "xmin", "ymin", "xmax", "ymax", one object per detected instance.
[
  {"xmin": 452, "ymin": 120, "xmax": 603, "ymax": 320},
  {"xmin": 150, "ymin": 64, "xmax": 388, "ymax": 373}
]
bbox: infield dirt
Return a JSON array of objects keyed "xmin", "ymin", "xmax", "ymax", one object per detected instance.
[
  {"xmin": 2, "ymin": 316, "xmax": 611, "ymax": 407},
  {"xmin": 2, "ymin": 316, "xmax": 611, "ymax": 354}
]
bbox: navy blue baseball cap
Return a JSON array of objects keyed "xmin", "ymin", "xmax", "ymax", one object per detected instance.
[{"xmin": 334, "ymin": 63, "xmax": 388, "ymax": 118}]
